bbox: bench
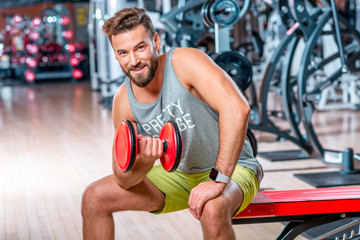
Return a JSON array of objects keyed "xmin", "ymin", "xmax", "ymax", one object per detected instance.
[{"xmin": 233, "ymin": 186, "xmax": 360, "ymax": 239}]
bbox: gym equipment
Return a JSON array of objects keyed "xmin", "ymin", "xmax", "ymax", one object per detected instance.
[
  {"xmin": 160, "ymin": 0, "xmax": 209, "ymax": 49},
  {"xmin": 213, "ymin": 51, "xmax": 253, "ymax": 91},
  {"xmin": 161, "ymin": 0, "xmax": 206, "ymax": 33},
  {"xmin": 62, "ymin": 29, "xmax": 73, "ymax": 40},
  {"xmin": 25, "ymin": 57, "xmax": 37, "ymax": 69},
  {"xmin": 60, "ymin": 16, "xmax": 70, "ymax": 26},
  {"xmin": 174, "ymin": 26, "xmax": 203, "ymax": 48},
  {"xmin": 4, "ymin": 5, "xmax": 86, "ymax": 83},
  {"xmin": 64, "ymin": 43, "xmax": 76, "ymax": 54},
  {"xmin": 28, "ymin": 31, "xmax": 40, "ymax": 42},
  {"xmin": 237, "ymin": 30, "xmax": 265, "ymax": 59},
  {"xmin": 26, "ymin": 44, "xmax": 39, "ymax": 55},
  {"xmin": 88, "ymin": 0, "xmax": 134, "ymax": 108},
  {"xmin": 247, "ymin": 0, "xmax": 317, "ymax": 161},
  {"xmin": 24, "ymin": 69, "xmax": 35, "ymax": 82},
  {"xmin": 210, "ymin": 0, "xmax": 241, "ymax": 27},
  {"xmin": 72, "ymin": 69, "xmax": 83, "ymax": 80},
  {"xmin": 115, "ymin": 120, "xmax": 182, "ymax": 172},
  {"xmin": 295, "ymin": 148, "xmax": 360, "ymax": 188},
  {"xmin": 11, "ymin": 14, "xmax": 23, "ymax": 26},
  {"xmin": 233, "ymin": 186, "xmax": 360, "ymax": 240},
  {"xmin": 247, "ymin": 0, "xmax": 351, "ymax": 161},
  {"xmin": 246, "ymin": 129, "xmax": 257, "ymax": 157},
  {"xmin": 201, "ymin": 0, "xmax": 213, "ymax": 28},
  {"xmin": 275, "ymin": 0, "xmax": 360, "ymax": 184},
  {"xmin": 296, "ymin": 1, "xmax": 360, "ymax": 158},
  {"xmin": 201, "ymin": 0, "xmax": 250, "ymax": 28},
  {"xmin": 31, "ymin": 17, "xmax": 42, "ymax": 29},
  {"xmin": 316, "ymin": 74, "xmax": 360, "ymax": 111},
  {"xmin": 253, "ymin": 0, "xmax": 360, "ymax": 165},
  {"xmin": 69, "ymin": 55, "xmax": 80, "ymax": 67}
]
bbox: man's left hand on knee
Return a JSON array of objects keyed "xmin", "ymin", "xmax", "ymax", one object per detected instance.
[{"xmin": 188, "ymin": 180, "xmax": 227, "ymax": 219}]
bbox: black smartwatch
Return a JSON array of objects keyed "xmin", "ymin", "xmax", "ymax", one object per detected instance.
[{"xmin": 209, "ymin": 168, "xmax": 231, "ymax": 184}]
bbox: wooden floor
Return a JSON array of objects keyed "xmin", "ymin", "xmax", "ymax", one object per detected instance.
[{"xmin": 0, "ymin": 82, "xmax": 359, "ymax": 240}]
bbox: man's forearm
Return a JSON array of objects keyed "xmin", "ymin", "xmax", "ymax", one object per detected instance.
[
  {"xmin": 112, "ymin": 153, "xmax": 151, "ymax": 190},
  {"xmin": 216, "ymin": 107, "xmax": 250, "ymax": 177}
]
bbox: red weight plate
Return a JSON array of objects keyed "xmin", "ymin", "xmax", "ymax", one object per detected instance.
[
  {"xmin": 115, "ymin": 120, "xmax": 137, "ymax": 172},
  {"xmin": 159, "ymin": 121, "xmax": 182, "ymax": 172}
]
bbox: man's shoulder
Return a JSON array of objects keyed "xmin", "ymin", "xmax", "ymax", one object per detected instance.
[
  {"xmin": 112, "ymin": 82, "xmax": 135, "ymax": 122},
  {"xmin": 172, "ymin": 47, "xmax": 205, "ymax": 60},
  {"xmin": 113, "ymin": 83, "xmax": 128, "ymax": 105},
  {"xmin": 171, "ymin": 48, "xmax": 210, "ymax": 75}
]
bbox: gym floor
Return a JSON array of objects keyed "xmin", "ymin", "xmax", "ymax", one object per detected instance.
[{"xmin": 0, "ymin": 82, "xmax": 359, "ymax": 240}]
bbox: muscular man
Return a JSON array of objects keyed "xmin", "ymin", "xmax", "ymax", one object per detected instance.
[{"xmin": 81, "ymin": 7, "xmax": 263, "ymax": 240}]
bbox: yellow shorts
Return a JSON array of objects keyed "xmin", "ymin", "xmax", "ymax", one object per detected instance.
[{"xmin": 146, "ymin": 165, "xmax": 259, "ymax": 217}]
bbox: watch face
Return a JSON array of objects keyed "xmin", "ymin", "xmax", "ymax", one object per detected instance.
[{"xmin": 209, "ymin": 168, "xmax": 218, "ymax": 180}]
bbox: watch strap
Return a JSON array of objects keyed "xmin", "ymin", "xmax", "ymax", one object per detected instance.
[
  {"xmin": 216, "ymin": 171, "xmax": 231, "ymax": 183},
  {"xmin": 210, "ymin": 168, "xmax": 231, "ymax": 183}
]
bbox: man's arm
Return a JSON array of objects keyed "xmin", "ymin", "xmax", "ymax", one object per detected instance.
[
  {"xmin": 172, "ymin": 48, "xmax": 250, "ymax": 219},
  {"xmin": 174, "ymin": 47, "xmax": 250, "ymax": 179},
  {"xmin": 112, "ymin": 84, "xmax": 163, "ymax": 189}
]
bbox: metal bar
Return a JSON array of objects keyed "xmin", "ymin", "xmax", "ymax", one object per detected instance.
[
  {"xmin": 214, "ymin": 23, "xmax": 220, "ymax": 53},
  {"xmin": 313, "ymin": 220, "xmax": 360, "ymax": 240},
  {"xmin": 329, "ymin": 0, "xmax": 348, "ymax": 72}
]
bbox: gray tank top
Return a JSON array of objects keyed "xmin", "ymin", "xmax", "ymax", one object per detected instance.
[{"xmin": 125, "ymin": 48, "xmax": 263, "ymax": 183}]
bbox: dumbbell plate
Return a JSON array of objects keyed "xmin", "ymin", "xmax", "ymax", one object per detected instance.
[
  {"xmin": 159, "ymin": 121, "xmax": 182, "ymax": 172},
  {"xmin": 214, "ymin": 51, "xmax": 253, "ymax": 91},
  {"xmin": 115, "ymin": 120, "xmax": 137, "ymax": 172},
  {"xmin": 210, "ymin": 0, "xmax": 240, "ymax": 28},
  {"xmin": 201, "ymin": 0, "xmax": 214, "ymax": 28}
]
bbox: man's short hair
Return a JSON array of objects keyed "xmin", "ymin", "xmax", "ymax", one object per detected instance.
[{"xmin": 102, "ymin": 7, "xmax": 156, "ymax": 44}]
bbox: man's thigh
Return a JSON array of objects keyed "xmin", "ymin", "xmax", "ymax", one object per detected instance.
[
  {"xmin": 86, "ymin": 174, "xmax": 166, "ymax": 213},
  {"xmin": 146, "ymin": 165, "xmax": 195, "ymax": 214},
  {"xmin": 146, "ymin": 165, "xmax": 258, "ymax": 215},
  {"xmin": 230, "ymin": 166, "xmax": 259, "ymax": 216}
]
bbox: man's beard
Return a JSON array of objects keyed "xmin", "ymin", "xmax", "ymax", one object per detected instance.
[{"xmin": 122, "ymin": 53, "xmax": 158, "ymax": 88}]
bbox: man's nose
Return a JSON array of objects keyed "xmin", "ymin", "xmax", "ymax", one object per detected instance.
[{"xmin": 129, "ymin": 52, "xmax": 140, "ymax": 66}]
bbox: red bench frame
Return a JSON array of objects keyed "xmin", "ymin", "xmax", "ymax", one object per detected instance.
[{"xmin": 232, "ymin": 186, "xmax": 360, "ymax": 239}]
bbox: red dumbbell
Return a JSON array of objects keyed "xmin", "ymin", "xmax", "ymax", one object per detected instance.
[{"xmin": 115, "ymin": 120, "xmax": 182, "ymax": 172}]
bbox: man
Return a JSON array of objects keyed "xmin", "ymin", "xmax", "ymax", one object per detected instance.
[{"xmin": 81, "ymin": 7, "xmax": 263, "ymax": 240}]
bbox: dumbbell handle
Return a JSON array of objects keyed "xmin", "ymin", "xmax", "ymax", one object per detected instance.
[
  {"xmin": 137, "ymin": 138, "xmax": 168, "ymax": 153},
  {"xmin": 163, "ymin": 140, "xmax": 168, "ymax": 153}
]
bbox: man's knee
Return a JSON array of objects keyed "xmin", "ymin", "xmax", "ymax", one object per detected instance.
[
  {"xmin": 81, "ymin": 181, "xmax": 111, "ymax": 217},
  {"xmin": 201, "ymin": 198, "xmax": 231, "ymax": 232},
  {"xmin": 203, "ymin": 197, "xmax": 231, "ymax": 219},
  {"xmin": 200, "ymin": 197, "xmax": 237, "ymax": 240}
]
